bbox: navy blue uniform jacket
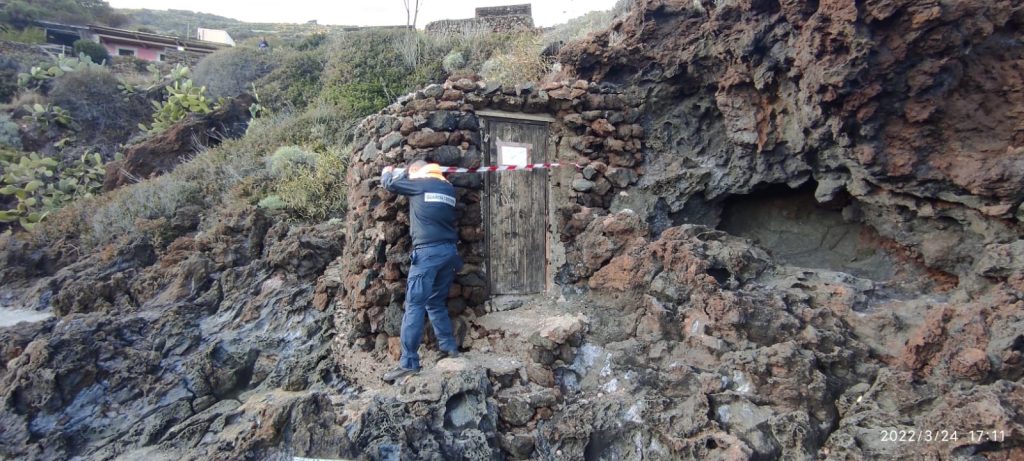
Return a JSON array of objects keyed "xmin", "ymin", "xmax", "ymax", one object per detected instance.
[{"xmin": 381, "ymin": 170, "xmax": 458, "ymax": 248}]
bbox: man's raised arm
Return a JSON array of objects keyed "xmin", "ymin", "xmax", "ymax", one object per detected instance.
[{"xmin": 381, "ymin": 166, "xmax": 421, "ymax": 196}]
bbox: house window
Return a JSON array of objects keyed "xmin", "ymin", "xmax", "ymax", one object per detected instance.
[
  {"xmin": 118, "ymin": 48, "xmax": 135, "ymax": 57},
  {"xmin": 158, "ymin": 54, "xmax": 166, "ymax": 61}
]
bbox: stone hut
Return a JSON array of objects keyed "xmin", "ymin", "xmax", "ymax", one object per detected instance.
[{"xmin": 337, "ymin": 76, "xmax": 645, "ymax": 353}]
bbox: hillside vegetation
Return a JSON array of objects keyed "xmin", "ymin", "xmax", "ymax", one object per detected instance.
[
  {"xmin": 120, "ymin": 8, "xmax": 345, "ymax": 43},
  {"xmin": 0, "ymin": 3, "xmax": 645, "ymax": 459},
  {"xmin": 0, "ymin": 0, "xmax": 626, "ymax": 242},
  {"xmin": 0, "ymin": 0, "xmax": 127, "ymax": 27}
]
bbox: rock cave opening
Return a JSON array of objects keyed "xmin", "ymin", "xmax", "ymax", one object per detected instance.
[{"xmin": 716, "ymin": 181, "xmax": 899, "ymax": 282}]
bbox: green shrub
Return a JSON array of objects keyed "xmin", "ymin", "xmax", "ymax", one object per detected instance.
[
  {"xmin": 0, "ymin": 151, "xmax": 105, "ymax": 231},
  {"xmin": 0, "ymin": 26, "xmax": 47, "ymax": 44},
  {"xmin": 442, "ymin": 51, "xmax": 466, "ymax": 73},
  {"xmin": 257, "ymin": 194, "xmax": 287, "ymax": 210},
  {"xmin": 0, "ymin": 148, "xmax": 17, "ymax": 163},
  {"xmin": 17, "ymin": 66, "xmax": 53, "ymax": 90},
  {"xmin": 81, "ymin": 132, "xmax": 267, "ymax": 247},
  {"xmin": 49, "ymin": 67, "xmax": 147, "ymax": 144},
  {"xmin": 267, "ymin": 145, "xmax": 317, "ymax": 178},
  {"xmin": 141, "ymin": 78, "xmax": 212, "ymax": 134},
  {"xmin": 325, "ymin": 80, "xmax": 394, "ymax": 117},
  {"xmin": 128, "ymin": 63, "xmax": 190, "ymax": 94},
  {"xmin": 193, "ymin": 47, "xmax": 275, "ymax": 99},
  {"xmin": 300, "ymin": 28, "xmax": 500, "ymax": 115},
  {"xmin": 83, "ymin": 105, "xmax": 355, "ymax": 242},
  {"xmin": 320, "ymin": 30, "xmax": 436, "ymax": 117},
  {"xmin": 296, "ymin": 33, "xmax": 328, "ymax": 51},
  {"xmin": 0, "ymin": 0, "xmax": 126, "ymax": 26},
  {"xmin": 408, "ymin": 33, "xmax": 453, "ymax": 85},
  {"xmin": 0, "ymin": 115, "xmax": 21, "ymax": 150},
  {"xmin": 429, "ymin": 27, "xmax": 515, "ymax": 76},
  {"xmin": 73, "ymin": 40, "xmax": 110, "ymax": 65},
  {"xmin": 256, "ymin": 48, "xmax": 325, "ymax": 111},
  {"xmin": 243, "ymin": 103, "xmax": 358, "ymax": 152},
  {"xmin": 86, "ymin": 171, "xmax": 202, "ymax": 245},
  {"xmin": 25, "ymin": 98, "xmax": 357, "ymax": 246},
  {"xmin": 267, "ymin": 145, "xmax": 348, "ymax": 221},
  {"xmin": 0, "ymin": 152, "xmax": 56, "ymax": 229},
  {"xmin": 21, "ymin": 103, "xmax": 75, "ymax": 130},
  {"xmin": 17, "ymin": 53, "xmax": 103, "ymax": 90}
]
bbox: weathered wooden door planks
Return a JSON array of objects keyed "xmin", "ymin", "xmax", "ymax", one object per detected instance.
[{"xmin": 483, "ymin": 117, "xmax": 549, "ymax": 295}]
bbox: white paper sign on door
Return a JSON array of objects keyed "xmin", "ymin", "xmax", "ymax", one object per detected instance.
[{"xmin": 498, "ymin": 144, "xmax": 529, "ymax": 167}]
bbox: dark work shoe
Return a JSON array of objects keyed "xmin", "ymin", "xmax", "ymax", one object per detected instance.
[
  {"xmin": 439, "ymin": 349, "xmax": 461, "ymax": 360},
  {"xmin": 382, "ymin": 366, "xmax": 418, "ymax": 383}
]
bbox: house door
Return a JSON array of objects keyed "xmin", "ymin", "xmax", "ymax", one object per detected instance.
[{"xmin": 482, "ymin": 117, "xmax": 550, "ymax": 295}]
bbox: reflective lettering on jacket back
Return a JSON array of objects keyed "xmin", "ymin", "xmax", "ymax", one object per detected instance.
[{"xmin": 424, "ymin": 192, "xmax": 456, "ymax": 207}]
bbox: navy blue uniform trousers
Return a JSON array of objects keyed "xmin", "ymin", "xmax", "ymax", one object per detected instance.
[{"xmin": 400, "ymin": 242, "xmax": 460, "ymax": 370}]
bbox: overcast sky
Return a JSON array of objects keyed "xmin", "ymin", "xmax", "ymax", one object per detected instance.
[{"xmin": 106, "ymin": 0, "xmax": 622, "ymax": 28}]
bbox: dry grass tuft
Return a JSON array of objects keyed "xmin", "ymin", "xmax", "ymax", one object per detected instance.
[{"xmin": 480, "ymin": 33, "xmax": 549, "ymax": 87}]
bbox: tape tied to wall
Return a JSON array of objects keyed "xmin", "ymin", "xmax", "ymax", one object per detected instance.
[{"xmin": 387, "ymin": 163, "xmax": 576, "ymax": 174}]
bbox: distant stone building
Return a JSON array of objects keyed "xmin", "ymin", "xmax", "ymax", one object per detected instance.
[{"xmin": 425, "ymin": 3, "xmax": 534, "ymax": 36}]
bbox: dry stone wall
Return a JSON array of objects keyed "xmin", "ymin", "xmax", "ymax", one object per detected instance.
[
  {"xmin": 337, "ymin": 75, "xmax": 645, "ymax": 353},
  {"xmin": 425, "ymin": 16, "xmax": 534, "ymax": 35},
  {"xmin": 425, "ymin": 5, "xmax": 534, "ymax": 36}
]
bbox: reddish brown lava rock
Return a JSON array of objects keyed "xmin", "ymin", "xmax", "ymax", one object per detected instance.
[
  {"xmin": 900, "ymin": 306, "xmax": 953, "ymax": 378},
  {"xmin": 950, "ymin": 347, "xmax": 991, "ymax": 381},
  {"xmin": 590, "ymin": 118, "xmax": 615, "ymax": 137},
  {"xmin": 399, "ymin": 117, "xmax": 416, "ymax": 135},
  {"xmin": 407, "ymin": 130, "xmax": 449, "ymax": 148}
]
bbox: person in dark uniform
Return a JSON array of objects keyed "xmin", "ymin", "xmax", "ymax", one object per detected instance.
[{"xmin": 380, "ymin": 160, "xmax": 462, "ymax": 383}]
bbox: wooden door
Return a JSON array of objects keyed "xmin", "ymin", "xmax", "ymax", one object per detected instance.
[{"xmin": 483, "ymin": 118, "xmax": 549, "ymax": 295}]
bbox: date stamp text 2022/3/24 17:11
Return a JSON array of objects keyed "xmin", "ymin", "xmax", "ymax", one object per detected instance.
[{"xmin": 879, "ymin": 429, "xmax": 1008, "ymax": 444}]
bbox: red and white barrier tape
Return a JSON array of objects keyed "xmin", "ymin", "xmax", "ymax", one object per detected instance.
[{"xmin": 390, "ymin": 163, "xmax": 571, "ymax": 174}]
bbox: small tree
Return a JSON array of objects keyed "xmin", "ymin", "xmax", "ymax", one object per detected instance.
[
  {"xmin": 73, "ymin": 39, "xmax": 109, "ymax": 65},
  {"xmin": 402, "ymin": 0, "xmax": 422, "ymax": 29}
]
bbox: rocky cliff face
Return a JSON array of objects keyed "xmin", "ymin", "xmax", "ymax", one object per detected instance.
[
  {"xmin": 560, "ymin": 0, "xmax": 1024, "ymax": 291},
  {"xmin": 0, "ymin": 0, "xmax": 1022, "ymax": 460},
  {"xmin": 548, "ymin": 0, "xmax": 1024, "ymax": 458},
  {"xmin": 0, "ymin": 208, "xmax": 349, "ymax": 460}
]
